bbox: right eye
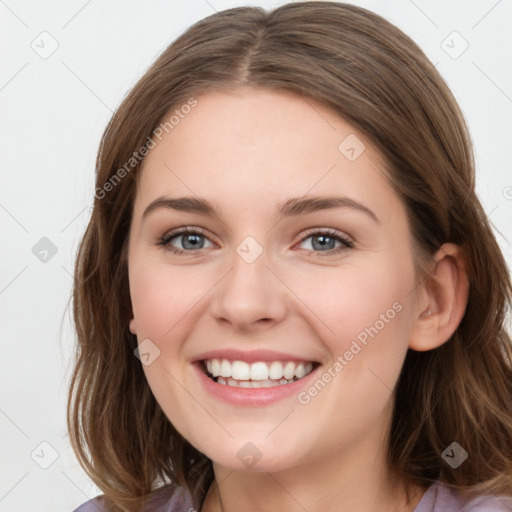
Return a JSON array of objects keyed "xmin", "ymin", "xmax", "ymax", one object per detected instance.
[{"xmin": 157, "ymin": 227, "xmax": 215, "ymax": 255}]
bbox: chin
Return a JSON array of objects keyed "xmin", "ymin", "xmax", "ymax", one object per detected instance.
[{"xmin": 197, "ymin": 437, "xmax": 309, "ymax": 474}]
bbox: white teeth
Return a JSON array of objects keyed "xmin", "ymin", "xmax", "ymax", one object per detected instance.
[
  {"xmin": 204, "ymin": 358, "xmax": 315, "ymax": 385},
  {"xmin": 283, "ymin": 362, "xmax": 296, "ymax": 380},
  {"xmin": 294, "ymin": 363, "xmax": 313, "ymax": 379},
  {"xmin": 232, "ymin": 361, "xmax": 250, "ymax": 380},
  {"xmin": 211, "ymin": 359, "xmax": 221, "ymax": 377},
  {"xmin": 220, "ymin": 359, "xmax": 232, "ymax": 378},
  {"xmin": 223, "ymin": 378, "xmax": 296, "ymax": 388},
  {"xmin": 250, "ymin": 362, "xmax": 269, "ymax": 381},
  {"xmin": 269, "ymin": 361, "xmax": 283, "ymax": 380},
  {"xmin": 294, "ymin": 363, "xmax": 306, "ymax": 379}
]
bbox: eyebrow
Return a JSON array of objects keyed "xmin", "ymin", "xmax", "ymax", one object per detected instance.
[{"xmin": 142, "ymin": 195, "xmax": 379, "ymax": 223}]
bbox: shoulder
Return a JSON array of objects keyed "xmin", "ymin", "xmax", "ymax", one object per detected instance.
[
  {"xmin": 72, "ymin": 496, "xmax": 105, "ymax": 512},
  {"xmin": 414, "ymin": 480, "xmax": 512, "ymax": 512},
  {"xmin": 72, "ymin": 485, "xmax": 197, "ymax": 512}
]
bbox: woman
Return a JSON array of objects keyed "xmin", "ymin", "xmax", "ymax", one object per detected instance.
[{"xmin": 69, "ymin": 2, "xmax": 512, "ymax": 511}]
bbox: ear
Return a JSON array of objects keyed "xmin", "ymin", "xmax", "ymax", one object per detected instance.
[
  {"xmin": 129, "ymin": 318, "xmax": 137, "ymax": 335},
  {"xmin": 409, "ymin": 243, "xmax": 469, "ymax": 352}
]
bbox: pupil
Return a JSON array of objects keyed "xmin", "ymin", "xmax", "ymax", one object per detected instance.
[
  {"xmin": 183, "ymin": 234, "xmax": 203, "ymax": 250},
  {"xmin": 312, "ymin": 235, "xmax": 334, "ymax": 251}
]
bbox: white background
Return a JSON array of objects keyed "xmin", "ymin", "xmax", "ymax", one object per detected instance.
[{"xmin": 1, "ymin": 1, "xmax": 511, "ymax": 510}]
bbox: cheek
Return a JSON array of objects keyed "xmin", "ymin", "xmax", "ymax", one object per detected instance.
[
  {"xmin": 287, "ymin": 252, "xmax": 416, "ymax": 405},
  {"xmin": 128, "ymin": 259, "xmax": 207, "ymax": 434},
  {"xmin": 288, "ymin": 267, "xmax": 412, "ymax": 451},
  {"xmin": 323, "ymin": 261, "xmax": 414, "ymax": 396},
  {"xmin": 128, "ymin": 257, "xmax": 212, "ymax": 338},
  {"xmin": 289, "ymin": 258, "xmax": 412, "ymax": 347}
]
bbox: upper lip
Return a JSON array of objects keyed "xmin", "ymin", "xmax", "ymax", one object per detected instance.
[{"xmin": 193, "ymin": 349, "xmax": 319, "ymax": 364}]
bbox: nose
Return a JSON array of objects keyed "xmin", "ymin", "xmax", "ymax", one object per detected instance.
[{"xmin": 210, "ymin": 247, "xmax": 288, "ymax": 335}]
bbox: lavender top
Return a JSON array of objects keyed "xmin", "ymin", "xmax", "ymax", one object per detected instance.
[{"xmin": 73, "ymin": 481, "xmax": 512, "ymax": 512}]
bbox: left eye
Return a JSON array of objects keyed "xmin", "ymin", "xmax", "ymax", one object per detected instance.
[{"xmin": 297, "ymin": 230, "xmax": 353, "ymax": 253}]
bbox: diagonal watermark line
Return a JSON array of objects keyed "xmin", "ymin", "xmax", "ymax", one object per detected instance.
[
  {"xmin": 264, "ymin": 265, "xmax": 336, "ymax": 335},
  {"xmin": 406, "ymin": 264, "xmax": 437, "ymax": 300},
  {"xmin": 0, "ymin": 408, "xmax": 30, "ymax": 439},
  {"xmin": 0, "ymin": 62, "xmax": 29, "ymax": 92},
  {"xmin": 0, "ymin": 472, "xmax": 29, "ymax": 503},
  {"xmin": 400, "ymin": 108, "xmax": 508, "ymax": 298},
  {"xmin": 0, "ymin": 0, "xmax": 29, "ymax": 28},
  {"xmin": 403, "ymin": 61, "xmax": 441, "ymax": 121},
  {"xmin": 0, "ymin": 266, "xmax": 28, "ymax": 295},
  {"xmin": 471, "ymin": 0, "xmax": 503, "ymax": 30},
  {"xmin": 215, "ymin": 469, "xmax": 234, "ymax": 489},
  {"xmin": 472, "ymin": 60, "xmax": 512, "ymax": 106},
  {"xmin": 484, "ymin": 205, "xmax": 510, "ymax": 247},
  {"xmin": 409, "ymin": 59, "xmax": 440, "ymax": 93},
  {"xmin": 61, "ymin": 61, "xmax": 114, "ymax": 113},
  {"xmin": 266, "ymin": 473, "xmax": 309, "ymax": 511},
  {"xmin": 406, "ymin": 198, "xmax": 504, "ymax": 300},
  {"xmin": 302, "ymin": 96, "xmax": 336, "ymax": 131},
  {"xmin": 407, "ymin": 0, "xmax": 439, "ymax": 28},
  {"xmin": 214, "ymin": 472, "xmax": 235, "ymax": 511},
  {"xmin": 63, "ymin": 424, "xmax": 78, "ymax": 441},
  {"xmin": 295, "ymin": 163, "xmax": 337, "ymax": 201},
  {"xmin": 494, "ymin": 496, "xmax": 512, "ymax": 512},
  {"xmin": 367, "ymin": 367, "xmax": 392, "ymax": 392},
  {"xmin": 0, "ymin": 203, "xmax": 29, "ymax": 232},
  {"xmin": 162, "ymin": 367, "xmax": 233, "ymax": 438},
  {"xmin": 265, "ymin": 409, "xmax": 294, "ymax": 438},
  {"xmin": 396, "ymin": 485, "xmax": 430, "ymax": 512},
  {"xmin": 212, "ymin": 470, "xmax": 233, "ymax": 492},
  {"xmin": 60, "ymin": 265, "xmax": 75, "ymax": 281},
  {"xmin": 61, "ymin": 0, "xmax": 93, "ymax": 29},
  {"xmin": 163, "ymin": 267, "xmax": 234, "ymax": 337},
  {"xmin": 366, "ymin": 157, "xmax": 392, "ymax": 186},
  {"xmin": 163, "ymin": 162, "xmax": 232, "ymax": 234},
  {"xmin": 487, "ymin": 204, "xmax": 499, "ymax": 218},
  {"xmin": 266, "ymin": 163, "xmax": 337, "ymax": 235},
  {"xmin": 401, "ymin": 121, "xmax": 500, "ymax": 302},
  {"xmin": 61, "ymin": 471, "xmax": 103, "ymax": 511},
  {"xmin": 269, "ymin": 58, "xmax": 441, "ymax": 242},
  {"xmin": 60, "ymin": 205, "xmax": 90, "ymax": 233},
  {"xmin": 424, "ymin": 61, "xmax": 440, "ymax": 78},
  {"xmin": 202, "ymin": 0, "xmax": 218, "ymax": 13}
]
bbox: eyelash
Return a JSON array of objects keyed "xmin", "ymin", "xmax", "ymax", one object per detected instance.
[{"xmin": 156, "ymin": 227, "xmax": 354, "ymax": 256}]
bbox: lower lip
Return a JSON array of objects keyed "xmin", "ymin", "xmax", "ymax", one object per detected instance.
[{"xmin": 193, "ymin": 363, "xmax": 319, "ymax": 406}]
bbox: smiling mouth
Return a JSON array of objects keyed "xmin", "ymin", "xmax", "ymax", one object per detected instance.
[{"xmin": 202, "ymin": 358, "xmax": 317, "ymax": 388}]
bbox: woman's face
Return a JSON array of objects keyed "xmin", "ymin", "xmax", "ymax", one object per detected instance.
[{"xmin": 127, "ymin": 88, "xmax": 421, "ymax": 472}]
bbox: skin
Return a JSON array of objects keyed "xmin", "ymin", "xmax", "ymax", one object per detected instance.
[{"xmin": 127, "ymin": 88, "xmax": 469, "ymax": 512}]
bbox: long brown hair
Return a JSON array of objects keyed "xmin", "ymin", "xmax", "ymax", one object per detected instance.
[{"xmin": 67, "ymin": 2, "xmax": 512, "ymax": 510}]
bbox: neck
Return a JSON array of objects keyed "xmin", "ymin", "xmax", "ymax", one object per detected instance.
[{"xmin": 201, "ymin": 435, "xmax": 426, "ymax": 512}]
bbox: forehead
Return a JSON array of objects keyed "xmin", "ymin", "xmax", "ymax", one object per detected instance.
[{"xmin": 134, "ymin": 88, "xmax": 400, "ymax": 221}]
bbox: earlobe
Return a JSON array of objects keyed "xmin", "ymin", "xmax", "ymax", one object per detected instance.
[
  {"xmin": 409, "ymin": 243, "xmax": 469, "ymax": 352},
  {"xmin": 129, "ymin": 318, "xmax": 137, "ymax": 335}
]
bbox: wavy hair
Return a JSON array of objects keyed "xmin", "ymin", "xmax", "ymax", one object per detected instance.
[{"xmin": 67, "ymin": 2, "xmax": 512, "ymax": 510}]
